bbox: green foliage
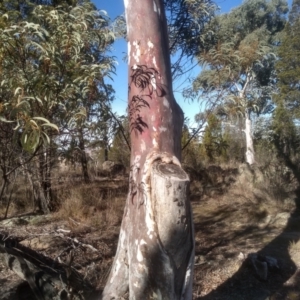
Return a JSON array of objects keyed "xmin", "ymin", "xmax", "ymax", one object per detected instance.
[
  {"xmin": 109, "ymin": 116, "xmax": 130, "ymax": 167},
  {"xmin": 164, "ymin": 0, "xmax": 217, "ymax": 57},
  {"xmin": 272, "ymin": 102, "xmax": 299, "ymax": 156},
  {"xmin": 193, "ymin": 0, "xmax": 287, "ymax": 163},
  {"xmin": 0, "ymin": 2, "xmax": 114, "ymax": 152},
  {"xmin": 275, "ymin": 1, "xmax": 300, "ymax": 118},
  {"xmin": 201, "ymin": 113, "xmax": 228, "ymax": 162},
  {"xmin": 181, "ymin": 121, "xmax": 202, "ymax": 168},
  {"xmin": 288, "ymin": 0, "xmax": 300, "ymax": 24},
  {"xmin": 221, "ymin": 125, "xmax": 245, "ymax": 163},
  {"xmin": 270, "ymin": 101, "xmax": 300, "ymax": 188},
  {"xmin": 195, "ymin": 0, "xmax": 288, "ymax": 98},
  {"xmin": 267, "ymin": 0, "xmax": 300, "ymax": 185}
]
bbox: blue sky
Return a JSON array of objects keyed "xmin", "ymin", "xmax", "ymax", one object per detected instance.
[{"xmin": 92, "ymin": 0, "xmax": 292, "ymax": 124}]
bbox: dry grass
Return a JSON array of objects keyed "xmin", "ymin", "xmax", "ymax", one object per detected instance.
[
  {"xmin": 289, "ymin": 240, "xmax": 300, "ymax": 268},
  {"xmin": 190, "ymin": 162, "xmax": 300, "ymax": 299},
  {"xmin": 56, "ymin": 180, "xmax": 127, "ymax": 229},
  {"xmin": 1, "ymin": 161, "xmax": 300, "ymax": 299},
  {"xmin": 0, "ymin": 178, "xmax": 34, "ymax": 218}
]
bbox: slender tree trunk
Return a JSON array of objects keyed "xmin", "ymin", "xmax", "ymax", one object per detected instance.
[
  {"xmin": 38, "ymin": 149, "xmax": 54, "ymax": 212},
  {"xmin": 0, "ymin": 178, "xmax": 8, "ymax": 204},
  {"xmin": 39, "ymin": 148, "xmax": 53, "ymax": 204},
  {"xmin": 45, "ymin": 147, "xmax": 52, "ymax": 201},
  {"xmin": 4, "ymin": 170, "xmax": 17, "ymax": 219},
  {"xmin": 244, "ymin": 112, "xmax": 255, "ymax": 165},
  {"xmin": 102, "ymin": 0, "xmax": 194, "ymax": 299},
  {"xmin": 23, "ymin": 155, "xmax": 51, "ymax": 214},
  {"xmin": 78, "ymin": 128, "xmax": 90, "ymax": 183},
  {"xmin": 0, "ymin": 166, "xmax": 9, "ymax": 204},
  {"xmin": 103, "ymin": 133, "xmax": 109, "ymax": 162}
]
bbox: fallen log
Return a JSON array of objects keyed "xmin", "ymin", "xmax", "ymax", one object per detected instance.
[{"xmin": 0, "ymin": 233, "xmax": 98, "ymax": 300}]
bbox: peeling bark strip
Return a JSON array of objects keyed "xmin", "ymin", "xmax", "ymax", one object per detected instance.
[{"xmin": 102, "ymin": 0, "xmax": 194, "ymax": 299}]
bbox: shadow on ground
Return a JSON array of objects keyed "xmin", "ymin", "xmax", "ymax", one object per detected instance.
[{"xmin": 193, "ymin": 202, "xmax": 300, "ymax": 300}]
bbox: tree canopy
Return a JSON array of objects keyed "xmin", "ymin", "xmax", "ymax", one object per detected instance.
[
  {"xmin": 0, "ymin": 1, "xmax": 114, "ymax": 152},
  {"xmin": 275, "ymin": 0, "xmax": 300, "ymax": 118},
  {"xmin": 193, "ymin": 0, "xmax": 288, "ymax": 164}
]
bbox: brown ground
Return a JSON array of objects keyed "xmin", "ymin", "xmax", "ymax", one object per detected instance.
[{"xmin": 1, "ymin": 166, "xmax": 300, "ymax": 300}]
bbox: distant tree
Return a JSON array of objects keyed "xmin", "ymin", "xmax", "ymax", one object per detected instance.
[
  {"xmin": 271, "ymin": 0, "xmax": 300, "ymax": 183},
  {"xmin": 288, "ymin": 0, "xmax": 300, "ymax": 23},
  {"xmin": 272, "ymin": 102, "xmax": 300, "ymax": 183},
  {"xmin": 181, "ymin": 119, "xmax": 202, "ymax": 168},
  {"xmin": 194, "ymin": 0, "xmax": 288, "ymax": 165},
  {"xmin": 109, "ymin": 115, "xmax": 131, "ymax": 167},
  {"xmin": 275, "ymin": 0, "xmax": 300, "ymax": 118},
  {"xmin": 201, "ymin": 113, "xmax": 226, "ymax": 162}
]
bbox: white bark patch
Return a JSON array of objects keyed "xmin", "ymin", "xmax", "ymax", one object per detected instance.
[
  {"xmin": 152, "ymin": 56, "xmax": 158, "ymax": 69},
  {"xmin": 137, "ymin": 245, "xmax": 144, "ymax": 262},
  {"xmin": 147, "ymin": 40, "xmax": 154, "ymax": 49},
  {"xmin": 153, "ymin": 1, "xmax": 161, "ymax": 15},
  {"xmin": 153, "ymin": 1, "xmax": 157, "ymax": 12},
  {"xmin": 137, "ymin": 238, "xmax": 147, "ymax": 262},
  {"xmin": 152, "ymin": 126, "xmax": 157, "ymax": 132},
  {"xmin": 132, "ymin": 64, "xmax": 138, "ymax": 70},
  {"xmin": 133, "ymin": 155, "xmax": 141, "ymax": 181},
  {"xmin": 151, "ymin": 115, "xmax": 156, "ymax": 121},
  {"xmin": 153, "ymin": 290, "xmax": 162, "ymax": 299},
  {"xmin": 134, "ymin": 281, "xmax": 139, "ymax": 288},
  {"xmin": 159, "ymin": 126, "xmax": 167, "ymax": 132},
  {"xmin": 163, "ymin": 98, "xmax": 170, "ymax": 108},
  {"xmin": 151, "ymin": 74, "xmax": 157, "ymax": 90},
  {"xmin": 127, "ymin": 42, "xmax": 131, "ymax": 65},
  {"xmin": 124, "ymin": 0, "xmax": 130, "ymax": 33},
  {"xmin": 141, "ymin": 140, "xmax": 146, "ymax": 153},
  {"xmin": 120, "ymin": 229, "xmax": 126, "ymax": 248},
  {"xmin": 145, "ymin": 211, "xmax": 155, "ymax": 237},
  {"xmin": 245, "ymin": 117, "xmax": 255, "ymax": 165},
  {"xmin": 133, "ymin": 40, "xmax": 141, "ymax": 63},
  {"xmin": 181, "ymin": 222, "xmax": 195, "ymax": 299},
  {"xmin": 110, "ymin": 259, "xmax": 121, "ymax": 283},
  {"xmin": 152, "ymin": 138, "xmax": 158, "ymax": 148},
  {"xmin": 138, "ymin": 263, "xmax": 149, "ymax": 274},
  {"xmin": 181, "ymin": 260, "xmax": 193, "ymax": 299}
]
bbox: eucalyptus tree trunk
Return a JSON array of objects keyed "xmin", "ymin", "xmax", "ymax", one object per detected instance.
[
  {"xmin": 78, "ymin": 128, "xmax": 90, "ymax": 183},
  {"xmin": 20, "ymin": 154, "xmax": 51, "ymax": 214},
  {"xmin": 0, "ymin": 166, "xmax": 9, "ymax": 204},
  {"xmin": 39, "ymin": 148, "xmax": 53, "ymax": 204},
  {"xmin": 244, "ymin": 111, "xmax": 255, "ymax": 165},
  {"xmin": 34, "ymin": 154, "xmax": 51, "ymax": 214},
  {"xmin": 102, "ymin": 0, "xmax": 194, "ymax": 299}
]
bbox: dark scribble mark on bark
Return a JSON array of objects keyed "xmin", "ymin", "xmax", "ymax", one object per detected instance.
[
  {"xmin": 129, "ymin": 96, "xmax": 149, "ymax": 133},
  {"xmin": 129, "ymin": 65, "xmax": 166, "ymax": 134},
  {"xmin": 130, "ymin": 65, "xmax": 166, "ymax": 98}
]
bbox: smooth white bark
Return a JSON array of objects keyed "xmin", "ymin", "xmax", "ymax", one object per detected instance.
[{"xmin": 245, "ymin": 114, "xmax": 255, "ymax": 165}]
